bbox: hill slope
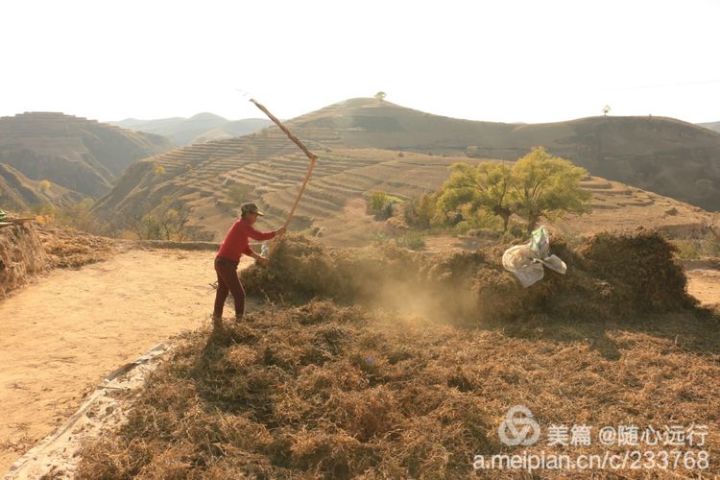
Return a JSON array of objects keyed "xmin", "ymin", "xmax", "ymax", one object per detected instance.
[
  {"xmin": 288, "ymin": 99, "xmax": 720, "ymax": 210},
  {"xmin": 0, "ymin": 164, "xmax": 83, "ymax": 211},
  {"xmin": 700, "ymin": 121, "xmax": 720, "ymax": 133},
  {"xmin": 93, "ymin": 98, "xmax": 720, "ymax": 241},
  {"xmin": 112, "ymin": 113, "xmax": 271, "ymax": 145},
  {"xmin": 0, "ymin": 112, "xmax": 172, "ymax": 199}
]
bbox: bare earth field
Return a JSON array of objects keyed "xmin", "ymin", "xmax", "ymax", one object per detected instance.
[
  {"xmin": 686, "ymin": 268, "xmax": 720, "ymax": 308},
  {"xmin": 0, "ymin": 248, "xmax": 246, "ymax": 473}
]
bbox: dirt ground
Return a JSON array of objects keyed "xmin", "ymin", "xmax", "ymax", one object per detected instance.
[
  {"xmin": 0, "ymin": 249, "xmax": 252, "ymax": 473},
  {"xmin": 686, "ymin": 267, "xmax": 720, "ymax": 308}
]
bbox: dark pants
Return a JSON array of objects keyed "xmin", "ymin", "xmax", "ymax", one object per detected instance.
[{"xmin": 213, "ymin": 256, "xmax": 245, "ymax": 319}]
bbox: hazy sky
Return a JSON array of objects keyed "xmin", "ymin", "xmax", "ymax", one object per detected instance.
[{"xmin": 2, "ymin": 0, "xmax": 719, "ymax": 124}]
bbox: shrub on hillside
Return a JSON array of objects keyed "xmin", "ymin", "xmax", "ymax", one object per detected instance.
[
  {"xmin": 367, "ymin": 191, "xmax": 398, "ymax": 220},
  {"xmin": 396, "ymin": 232, "xmax": 426, "ymax": 250},
  {"xmin": 403, "ymin": 193, "xmax": 439, "ymax": 229}
]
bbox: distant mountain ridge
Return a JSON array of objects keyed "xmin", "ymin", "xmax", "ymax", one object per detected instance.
[
  {"xmin": 700, "ymin": 121, "xmax": 720, "ymax": 133},
  {"xmin": 93, "ymin": 97, "xmax": 720, "ymax": 242},
  {"xmin": 0, "ymin": 112, "xmax": 172, "ymax": 207},
  {"xmin": 111, "ymin": 113, "xmax": 271, "ymax": 145}
]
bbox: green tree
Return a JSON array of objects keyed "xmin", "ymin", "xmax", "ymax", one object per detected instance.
[
  {"xmin": 437, "ymin": 162, "xmax": 514, "ymax": 232},
  {"xmin": 432, "ymin": 148, "xmax": 591, "ymax": 234},
  {"xmin": 404, "ymin": 193, "xmax": 439, "ymax": 229},
  {"xmin": 511, "ymin": 147, "xmax": 591, "ymax": 233},
  {"xmin": 374, "ymin": 91, "xmax": 387, "ymax": 101}
]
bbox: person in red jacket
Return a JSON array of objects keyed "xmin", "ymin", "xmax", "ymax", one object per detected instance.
[{"xmin": 212, "ymin": 202, "xmax": 285, "ymax": 328}]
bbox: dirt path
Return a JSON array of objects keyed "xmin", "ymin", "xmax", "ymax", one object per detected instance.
[{"xmin": 0, "ymin": 248, "xmax": 250, "ymax": 473}]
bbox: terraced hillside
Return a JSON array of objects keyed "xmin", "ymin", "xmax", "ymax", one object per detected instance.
[
  {"xmin": 112, "ymin": 113, "xmax": 271, "ymax": 145},
  {"xmin": 93, "ymin": 148, "xmax": 718, "ymax": 247},
  {"xmin": 555, "ymin": 176, "xmax": 717, "ymax": 238},
  {"xmin": 93, "ymin": 98, "xmax": 720, "ymax": 242},
  {"xmin": 0, "ymin": 164, "xmax": 82, "ymax": 211},
  {"xmin": 0, "ymin": 112, "xmax": 172, "ymax": 200}
]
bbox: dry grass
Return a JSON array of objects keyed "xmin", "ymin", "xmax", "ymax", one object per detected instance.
[
  {"xmin": 472, "ymin": 232, "xmax": 696, "ymax": 324},
  {"xmin": 0, "ymin": 222, "xmax": 47, "ymax": 298},
  {"xmin": 75, "ymin": 302, "xmax": 720, "ymax": 479},
  {"xmin": 36, "ymin": 224, "xmax": 115, "ymax": 269},
  {"xmin": 244, "ymin": 232, "xmax": 696, "ymax": 324},
  {"xmin": 242, "ymin": 234, "xmax": 424, "ymax": 305},
  {"xmin": 75, "ymin": 232, "xmax": 720, "ymax": 479}
]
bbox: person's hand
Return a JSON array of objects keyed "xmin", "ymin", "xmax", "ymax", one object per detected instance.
[
  {"xmin": 256, "ymin": 256, "xmax": 270, "ymax": 267},
  {"xmin": 276, "ymin": 226, "xmax": 287, "ymax": 236}
]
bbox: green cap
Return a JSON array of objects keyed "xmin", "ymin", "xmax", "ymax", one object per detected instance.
[{"xmin": 241, "ymin": 202, "xmax": 264, "ymax": 216}]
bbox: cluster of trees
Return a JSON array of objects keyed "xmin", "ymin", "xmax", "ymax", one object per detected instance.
[
  {"xmin": 405, "ymin": 147, "xmax": 591, "ymax": 234},
  {"xmin": 31, "ymin": 198, "xmax": 108, "ymax": 234},
  {"xmin": 126, "ymin": 196, "xmax": 204, "ymax": 241},
  {"xmin": 30, "ymin": 195, "xmax": 208, "ymax": 241}
]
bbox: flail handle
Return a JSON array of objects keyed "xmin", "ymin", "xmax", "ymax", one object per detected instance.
[{"xmin": 249, "ymin": 98, "xmax": 319, "ymax": 256}]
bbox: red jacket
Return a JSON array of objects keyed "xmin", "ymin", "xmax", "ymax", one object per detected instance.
[{"xmin": 216, "ymin": 218, "xmax": 276, "ymax": 262}]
